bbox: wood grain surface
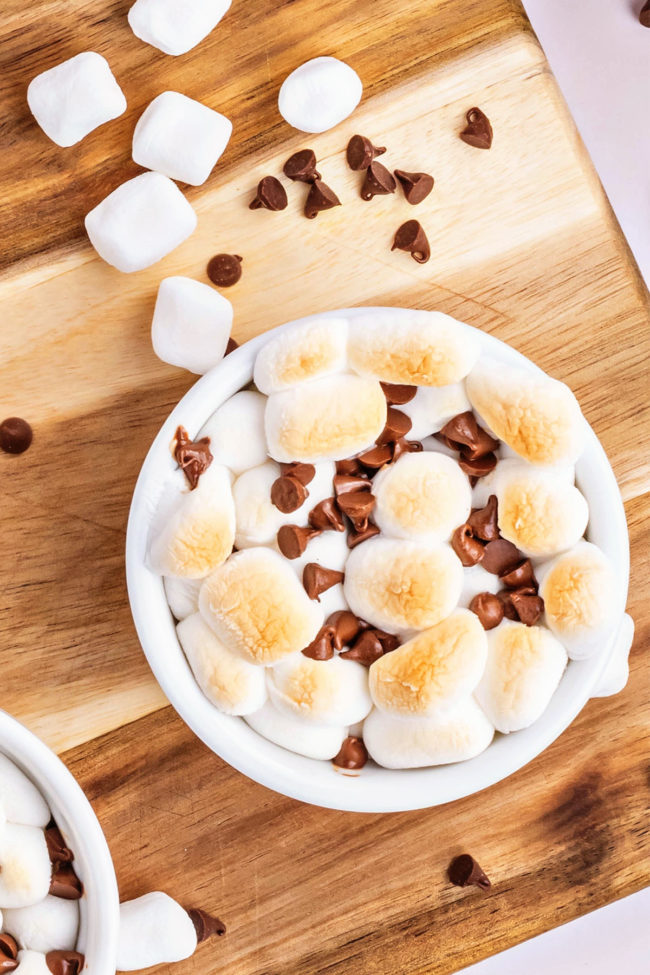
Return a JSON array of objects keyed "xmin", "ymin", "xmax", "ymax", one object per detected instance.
[{"xmin": 1, "ymin": 0, "xmax": 649, "ymax": 972}]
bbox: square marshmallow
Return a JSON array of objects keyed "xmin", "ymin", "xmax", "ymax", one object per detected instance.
[
  {"xmin": 133, "ymin": 92, "xmax": 232, "ymax": 186},
  {"xmin": 128, "ymin": 0, "xmax": 232, "ymax": 56},
  {"xmin": 27, "ymin": 52, "xmax": 126, "ymax": 148},
  {"xmin": 85, "ymin": 172, "xmax": 197, "ymax": 273},
  {"xmin": 152, "ymin": 276, "xmax": 233, "ymax": 373}
]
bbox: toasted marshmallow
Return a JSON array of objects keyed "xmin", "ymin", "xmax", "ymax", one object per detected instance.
[
  {"xmin": 348, "ymin": 311, "xmax": 479, "ymax": 387},
  {"xmin": 14, "ymin": 952, "xmax": 49, "ymax": 974},
  {"xmin": 369, "ymin": 610, "xmax": 487, "ymax": 717},
  {"xmin": 163, "ymin": 576, "xmax": 201, "ymax": 620},
  {"xmin": 4, "ymin": 896, "xmax": 79, "ymax": 952},
  {"xmin": 458, "ymin": 565, "xmax": 501, "ymax": 608},
  {"xmin": 199, "ymin": 390, "xmax": 268, "ymax": 475},
  {"xmin": 177, "ymin": 613, "xmax": 267, "ymax": 715},
  {"xmin": 265, "ymin": 374, "xmax": 386, "ymax": 463},
  {"xmin": 0, "ymin": 756, "xmax": 50, "ymax": 828},
  {"xmin": 372, "ymin": 452, "xmax": 472, "ymax": 543},
  {"xmin": 117, "ymin": 892, "xmax": 197, "ymax": 971},
  {"xmin": 0, "ymin": 824, "xmax": 51, "ymax": 909},
  {"xmin": 199, "ymin": 548, "xmax": 323, "ymax": 665},
  {"xmin": 538, "ymin": 542, "xmax": 619, "ymax": 659},
  {"xmin": 400, "ymin": 383, "xmax": 471, "ymax": 440},
  {"xmin": 466, "ymin": 359, "xmax": 585, "ymax": 466},
  {"xmin": 364, "ymin": 698, "xmax": 494, "ymax": 769},
  {"xmin": 344, "ymin": 537, "xmax": 463, "ymax": 632},
  {"xmin": 148, "ymin": 463, "xmax": 235, "ymax": 578},
  {"xmin": 475, "ymin": 621, "xmax": 567, "ymax": 732},
  {"xmin": 496, "ymin": 466, "xmax": 588, "ymax": 558},
  {"xmin": 268, "ymin": 655, "xmax": 372, "ymax": 726},
  {"xmin": 245, "ymin": 702, "xmax": 346, "ymax": 760},
  {"xmin": 254, "ymin": 318, "xmax": 348, "ymax": 394}
]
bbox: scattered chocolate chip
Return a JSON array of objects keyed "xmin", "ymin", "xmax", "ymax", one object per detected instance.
[
  {"xmin": 302, "ymin": 625, "xmax": 335, "ymax": 660},
  {"xmin": 469, "ymin": 592, "xmax": 504, "ymax": 631},
  {"xmin": 283, "ymin": 148, "xmax": 321, "ymax": 183},
  {"xmin": 357, "ymin": 443, "xmax": 393, "ymax": 469},
  {"xmin": 467, "ymin": 496, "xmax": 499, "ymax": 542},
  {"xmin": 439, "ymin": 412, "xmax": 499, "ymax": 459},
  {"xmin": 327, "ymin": 610, "xmax": 362, "ymax": 650},
  {"xmin": 347, "ymin": 522, "xmax": 381, "ymax": 548},
  {"xmin": 346, "ymin": 134, "xmax": 386, "ymax": 171},
  {"xmin": 49, "ymin": 861, "xmax": 83, "ymax": 899},
  {"xmin": 271, "ymin": 474, "xmax": 308, "ymax": 513},
  {"xmin": 173, "ymin": 425, "xmax": 213, "ymax": 490},
  {"xmin": 303, "ymin": 563, "xmax": 345, "ymax": 600},
  {"xmin": 337, "ymin": 491, "xmax": 376, "ymax": 532},
  {"xmin": 394, "ymin": 169, "xmax": 434, "ymax": 205},
  {"xmin": 642, "ymin": 1, "xmax": 650, "ymax": 26},
  {"xmin": 225, "ymin": 336, "xmax": 239, "ymax": 356},
  {"xmin": 448, "ymin": 853, "xmax": 491, "ymax": 890},
  {"xmin": 361, "ymin": 160, "xmax": 396, "ymax": 200},
  {"xmin": 499, "ymin": 558, "xmax": 536, "ymax": 589},
  {"xmin": 392, "ymin": 437, "xmax": 423, "ymax": 462},
  {"xmin": 392, "ymin": 219, "xmax": 431, "ymax": 263},
  {"xmin": 277, "ymin": 524, "xmax": 321, "ymax": 559},
  {"xmin": 333, "ymin": 736, "xmax": 368, "ymax": 770},
  {"xmin": 45, "ymin": 951, "xmax": 85, "ymax": 975},
  {"xmin": 45, "ymin": 823, "xmax": 74, "ymax": 867},
  {"xmin": 458, "ymin": 452, "xmax": 497, "ymax": 478},
  {"xmin": 333, "ymin": 473, "xmax": 371, "ymax": 496},
  {"xmin": 481, "ymin": 538, "xmax": 522, "ymax": 575},
  {"xmin": 207, "ymin": 253, "xmax": 243, "ymax": 287},
  {"xmin": 376, "ymin": 407, "xmax": 413, "ymax": 444},
  {"xmin": 280, "ymin": 462, "xmax": 315, "ymax": 485},
  {"xmin": 336, "ymin": 457, "xmax": 365, "ymax": 476},
  {"xmin": 304, "ymin": 179, "xmax": 341, "ymax": 218},
  {"xmin": 309, "ymin": 496, "xmax": 346, "ymax": 532},
  {"xmin": 188, "ymin": 908, "xmax": 227, "ymax": 942},
  {"xmin": 0, "ymin": 416, "xmax": 33, "ymax": 454},
  {"xmin": 249, "ymin": 175, "xmax": 288, "ymax": 211},
  {"xmin": 451, "ymin": 524, "xmax": 485, "ymax": 567},
  {"xmin": 460, "ymin": 107, "xmax": 493, "ymax": 150},
  {"xmin": 340, "ymin": 629, "xmax": 384, "ymax": 666},
  {"xmin": 380, "ymin": 382, "xmax": 417, "ymax": 405},
  {"xmin": 509, "ymin": 588, "xmax": 545, "ymax": 626}
]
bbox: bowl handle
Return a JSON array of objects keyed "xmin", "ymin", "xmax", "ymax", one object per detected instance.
[{"xmin": 590, "ymin": 614, "xmax": 635, "ymax": 698}]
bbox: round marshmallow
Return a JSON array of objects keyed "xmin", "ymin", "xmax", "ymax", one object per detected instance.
[
  {"xmin": 163, "ymin": 575, "xmax": 202, "ymax": 621},
  {"xmin": 199, "ymin": 548, "xmax": 323, "ymax": 665},
  {"xmin": 344, "ymin": 537, "xmax": 463, "ymax": 632},
  {"xmin": 245, "ymin": 702, "xmax": 346, "ymax": 760},
  {"xmin": 496, "ymin": 467, "xmax": 589, "ymax": 558},
  {"xmin": 278, "ymin": 57, "xmax": 362, "ymax": 134},
  {"xmin": 4, "ymin": 896, "xmax": 79, "ymax": 953},
  {"xmin": 265, "ymin": 374, "xmax": 387, "ymax": 463},
  {"xmin": 0, "ymin": 824, "xmax": 51, "ymax": 909},
  {"xmin": 372, "ymin": 452, "xmax": 472, "ymax": 543},
  {"xmin": 254, "ymin": 318, "xmax": 348, "ymax": 394},
  {"xmin": 199, "ymin": 390, "xmax": 268, "ymax": 475},
  {"xmin": 14, "ymin": 952, "xmax": 50, "ymax": 974},
  {"xmin": 400, "ymin": 383, "xmax": 471, "ymax": 440},
  {"xmin": 268, "ymin": 655, "xmax": 372, "ymax": 726},
  {"xmin": 363, "ymin": 698, "xmax": 494, "ymax": 769},
  {"xmin": 151, "ymin": 276, "xmax": 232, "ymax": 374},
  {"xmin": 475, "ymin": 621, "xmax": 567, "ymax": 733},
  {"xmin": 0, "ymin": 756, "xmax": 50, "ymax": 828},
  {"xmin": 116, "ymin": 892, "xmax": 197, "ymax": 971},
  {"xmin": 177, "ymin": 613, "xmax": 267, "ymax": 715}
]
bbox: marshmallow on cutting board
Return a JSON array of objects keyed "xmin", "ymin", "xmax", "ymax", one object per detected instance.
[
  {"xmin": 116, "ymin": 892, "xmax": 197, "ymax": 971},
  {"xmin": 3, "ymin": 896, "xmax": 79, "ymax": 953},
  {"xmin": 128, "ymin": 0, "xmax": 232, "ymax": 56},
  {"xmin": 151, "ymin": 277, "xmax": 232, "ymax": 375},
  {"xmin": 0, "ymin": 755, "xmax": 50, "ymax": 827}
]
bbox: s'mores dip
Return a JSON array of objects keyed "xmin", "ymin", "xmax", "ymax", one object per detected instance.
[{"xmin": 146, "ymin": 310, "xmax": 621, "ymax": 772}]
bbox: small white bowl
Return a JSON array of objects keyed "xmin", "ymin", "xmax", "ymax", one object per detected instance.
[
  {"xmin": 0, "ymin": 709, "xmax": 120, "ymax": 972},
  {"xmin": 126, "ymin": 307, "xmax": 634, "ymax": 813}
]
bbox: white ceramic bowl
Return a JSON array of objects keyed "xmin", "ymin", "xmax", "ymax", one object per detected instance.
[
  {"xmin": 126, "ymin": 307, "xmax": 633, "ymax": 813},
  {"xmin": 0, "ymin": 709, "xmax": 120, "ymax": 972}
]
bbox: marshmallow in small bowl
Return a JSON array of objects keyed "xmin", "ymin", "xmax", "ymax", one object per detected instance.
[
  {"xmin": 0, "ymin": 755, "xmax": 50, "ymax": 828},
  {"xmin": 200, "ymin": 391, "xmax": 268, "ymax": 475},
  {"xmin": 0, "ymin": 824, "xmax": 51, "ymax": 909},
  {"xmin": 3, "ymin": 896, "xmax": 79, "ymax": 953},
  {"xmin": 253, "ymin": 318, "xmax": 348, "ymax": 394},
  {"xmin": 400, "ymin": 383, "xmax": 471, "ymax": 440},
  {"xmin": 245, "ymin": 702, "xmax": 346, "ymax": 761},
  {"xmin": 163, "ymin": 576, "xmax": 202, "ymax": 621},
  {"xmin": 268, "ymin": 655, "xmax": 372, "ymax": 726}
]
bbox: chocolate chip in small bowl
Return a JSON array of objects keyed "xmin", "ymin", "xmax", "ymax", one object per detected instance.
[
  {"xmin": 333, "ymin": 735, "xmax": 369, "ymax": 773},
  {"xmin": 640, "ymin": 1, "xmax": 650, "ymax": 27},
  {"xmin": 173, "ymin": 425, "xmax": 213, "ymax": 490}
]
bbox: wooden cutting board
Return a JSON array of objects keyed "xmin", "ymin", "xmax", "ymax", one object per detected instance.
[{"xmin": 1, "ymin": 1, "xmax": 649, "ymax": 972}]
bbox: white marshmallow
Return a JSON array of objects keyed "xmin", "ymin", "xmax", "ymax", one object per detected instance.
[
  {"xmin": 116, "ymin": 892, "xmax": 197, "ymax": 971},
  {"xmin": 458, "ymin": 565, "xmax": 501, "ymax": 609},
  {"xmin": 199, "ymin": 391, "xmax": 268, "ymax": 475},
  {"xmin": 14, "ymin": 952, "xmax": 50, "ymax": 974},
  {"xmin": 163, "ymin": 575, "xmax": 202, "ymax": 620},
  {"xmin": 0, "ymin": 756, "xmax": 50, "ymax": 827},
  {"xmin": 27, "ymin": 52, "xmax": 126, "ymax": 148},
  {"xmin": 495, "ymin": 465, "xmax": 589, "ymax": 558},
  {"xmin": 254, "ymin": 318, "xmax": 348, "ymax": 394},
  {"xmin": 245, "ymin": 702, "xmax": 346, "ymax": 760},
  {"xmin": 475, "ymin": 621, "xmax": 567, "ymax": 733},
  {"xmin": 400, "ymin": 384, "xmax": 471, "ymax": 440},
  {"xmin": 128, "ymin": 0, "xmax": 231, "ymax": 56},
  {"xmin": 0, "ymin": 824, "xmax": 51, "ymax": 909},
  {"xmin": 177, "ymin": 613, "xmax": 267, "ymax": 715},
  {"xmin": 85, "ymin": 172, "xmax": 197, "ymax": 273},
  {"xmin": 372, "ymin": 452, "xmax": 472, "ymax": 543},
  {"xmin": 269, "ymin": 655, "xmax": 372, "ymax": 726},
  {"xmin": 133, "ymin": 92, "xmax": 232, "ymax": 186},
  {"xmin": 363, "ymin": 698, "xmax": 494, "ymax": 769},
  {"xmin": 4, "ymin": 896, "xmax": 79, "ymax": 953},
  {"xmin": 151, "ymin": 277, "xmax": 232, "ymax": 374},
  {"xmin": 278, "ymin": 57, "xmax": 362, "ymax": 134}
]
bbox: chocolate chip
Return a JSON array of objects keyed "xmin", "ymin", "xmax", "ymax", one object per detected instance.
[
  {"xmin": 375, "ymin": 629, "xmax": 400, "ymax": 653},
  {"xmin": 249, "ymin": 175, "xmax": 288, "ymax": 211},
  {"xmin": 283, "ymin": 148, "xmax": 321, "ymax": 183},
  {"xmin": 509, "ymin": 588, "xmax": 545, "ymax": 626},
  {"xmin": 173, "ymin": 425, "xmax": 213, "ymax": 490},
  {"xmin": 497, "ymin": 589, "xmax": 520, "ymax": 621},
  {"xmin": 303, "ymin": 563, "xmax": 344, "ymax": 600},
  {"xmin": 49, "ymin": 861, "xmax": 83, "ymax": 899},
  {"xmin": 481, "ymin": 538, "xmax": 522, "ymax": 575},
  {"xmin": 271, "ymin": 474, "xmax": 308, "ymax": 513},
  {"xmin": 326, "ymin": 610, "xmax": 362, "ymax": 650},
  {"xmin": 357, "ymin": 443, "xmax": 393, "ymax": 469},
  {"xmin": 340, "ymin": 629, "xmax": 384, "ymax": 666},
  {"xmin": 333, "ymin": 473, "xmax": 371, "ymax": 496},
  {"xmin": 309, "ymin": 496, "xmax": 346, "ymax": 532},
  {"xmin": 361, "ymin": 160, "xmax": 396, "ymax": 200},
  {"xmin": 0, "ymin": 934, "xmax": 18, "ymax": 972},
  {"xmin": 439, "ymin": 412, "xmax": 499, "ymax": 459},
  {"xmin": 304, "ymin": 179, "xmax": 341, "ymax": 218},
  {"xmin": 280, "ymin": 462, "xmax": 315, "ymax": 485},
  {"xmin": 451, "ymin": 524, "xmax": 485, "ymax": 567},
  {"xmin": 347, "ymin": 522, "xmax": 381, "ymax": 549},
  {"xmin": 392, "ymin": 437, "xmax": 423, "ymax": 462},
  {"xmin": 458, "ymin": 452, "xmax": 497, "ymax": 478},
  {"xmin": 391, "ymin": 219, "xmax": 430, "ymax": 263},
  {"xmin": 469, "ymin": 592, "xmax": 504, "ymax": 631},
  {"xmin": 448, "ymin": 853, "xmax": 491, "ymax": 890},
  {"xmin": 380, "ymin": 382, "xmax": 417, "ymax": 405},
  {"xmin": 302, "ymin": 625, "xmax": 335, "ymax": 660},
  {"xmin": 376, "ymin": 407, "xmax": 413, "ymax": 444},
  {"xmin": 207, "ymin": 253, "xmax": 243, "ymax": 287},
  {"xmin": 277, "ymin": 524, "xmax": 321, "ymax": 559},
  {"xmin": 467, "ymin": 496, "xmax": 500, "ymax": 542},
  {"xmin": 642, "ymin": 1, "xmax": 650, "ymax": 27},
  {"xmin": 336, "ymin": 457, "xmax": 365, "ymax": 476},
  {"xmin": 188, "ymin": 908, "xmax": 227, "ymax": 942},
  {"xmin": 337, "ymin": 491, "xmax": 375, "ymax": 532},
  {"xmin": 333, "ymin": 736, "xmax": 368, "ymax": 770},
  {"xmin": 0, "ymin": 417, "xmax": 33, "ymax": 454},
  {"xmin": 499, "ymin": 558, "xmax": 536, "ymax": 590},
  {"xmin": 460, "ymin": 107, "xmax": 493, "ymax": 150},
  {"xmin": 394, "ymin": 169, "xmax": 434, "ymax": 205},
  {"xmin": 45, "ymin": 951, "xmax": 85, "ymax": 975},
  {"xmin": 346, "ymin": 134, "xmax": 386, "ymax": 171},
  {"xmin": 45, "ymin": 823, "xmax": 74, "ymax": 866},
  {"xmin": 225, "ymin": 337, "xmax": 239, "ymax": 355}
]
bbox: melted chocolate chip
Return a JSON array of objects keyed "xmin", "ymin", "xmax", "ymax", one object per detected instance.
[
  {"xmin": 304, "ymin": 179, "xmax": 341, "ymax": 218},
  {"xmin": 376, "ymin": 407, "xmax": 413, "ymax": 445},
  {"xmin": 249, "ymin": 175, "xmax": 288, "ymax": 211},
  {"xmin": 469, "ymin": 592, "xmax": 504, "ymax": 631},
  {"xmin": 0, "ymin": 417, "xmax": 33, "ymax": 454},
  {"xmin": 340, "ymin": 629, "xmax": 384, "ymax": 666},
  {"xmin": 336, "ymin": 457, "xmax": 364, "ymax": 476},
  {"xmin": 380, "ymin": 382, "xmax": 417, "ymax": 405},
  {"xmin": 347, "ymin": 522, "xmax": 381, "ymax": 548},
  {"xmin": 391, "ymin": 219, "xmax": 431, "ymax": 263},
  {"xmin": 357, "ymin": 443, "xmax": 393, "ymax": 469},
  {"xmin": 392, "ymin": 438, "xmax": 423, "ymax": 462},
  {"xmin": 173, "ymin": 425, "xmax": 213, "ymax": 490},
  {"xmin": 0, "ymin": 934, "xmax": 18, "ymax": 973},
  {"xmin": 499, "ymin": 558, "xmax": 536, "ymax": 589},
  {"xmin": 277, "ymin": 524, "xmax": 321, "ymax": 559},
  {"xmin": 439, "ymin": 412, "xmax": 499, "ymax": 459},
  {"xmin": 333, "ymin": 736, "xmax": 368, "ymax": 770},
  {"xmin": 302, "ymin": 625, "xmax": 335, "ymax": 660},
  {"xmin": 346, "ymin": 134, "xmax": 386, "ymax": 171},
  {"xmin": 271, "ymin": 474, "xmax": 308, "ymax": 513},
  {"xmin": 458, "ymin": 452, "xmax": 497, "ymax": 478},
  {"xmin": 280, "ymin": 462, "xmax": 315, "ymax": 485},
  {"xmin": 481, "ymin": 538, "xmax": 522, "ymax": 575},
  {"xmin": 49, "ymin": 861, "xmax": 83, "ymax": 899},
  {"xmin": 303, "ymin": 563, "xmax": 344, "ymax": 600},
  {"xmin": 642, "ymin": 1, "xmax": 650, "ymax": 26},
  {"xmin": 45, "ymin": 824, "xmax": 74, "ymax": 866},
  {"xmin": 460, "ymin": 107, "xmax": 493, "ymax": 150},
  {"xmin": 452, "ymin": 524, "xmax": 485, "ymax": 567},
  {"xmin": 467, "ymin": 496, "xmax": 499, "ymax": 542},
  {"xmin": 394, "ymin": 169, "xmax": 434, "ymax": 205},
  {"xmin": 333, "ymin": 473, "xmax": 371, "ymax": 496},
  {"xmin": 448, "ymin": 853, "xmax": 491, "ymax": 889},
  {"xmin": 326, "ymin": 610, "xmax": 362, "ymax": 650},
  {"xmin": 309, "ymin": 497, "xmax": 346, "ymax": 532},
  {"xmin": 509, "ymin": 588, "xmax": 545, "ymax": 626},
  {"xmin": 188, "ymin": 908, "xmax": 227, "ymax": 942},
  {"xmin": 45, "ymin": 951, "xmax": 85, "ymax": 975},
  {"xmin": 361, "ymin": 160, "xmax": 396, "ymax": 200},
  {"xmin": 337, "ymin": 490, "xmax": 375, "ymax": 532},
  {"xmin": 283, "ymin": 148, "xmax": 321, "ymax": 183},
  {"xmin": 207, "ymin": 253, "xmax": 243, "ymax": 287}
]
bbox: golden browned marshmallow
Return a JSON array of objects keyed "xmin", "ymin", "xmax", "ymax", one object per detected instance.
[
  {"xmin": 268, "ymin": 655, "xmax": 372, "ymax": 726},
  {"xmin": 496, "ymin": 466, "xmax": 588, "ymax": 558},
  {"xmin": 199, "ymin": 547, "xmax": 324, "ymax": 665},
  {"xmin": 466, "ymin": 359, "xmax": 585, "ymax": 465},
  {"xmin": 344, "ymin": 537, "xmax": 463, "ymax": 632},
  {"xmin": 348, "ymin": 311, "xmax": 479, "ymax": 386},
  {"xmin": 369, "ymin": 610, "xmax": 488, "ymax": 716},
  {"xmin": 253, "ymin": 317, "xmax": 348, "ymax": 394},
  {"xmin": 265, "ymin": 374, "xmax": 387, "ymax": 462},
  {"xmin": 539, "ymin": 541, "xmax": 619, "ymax": 659}
]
